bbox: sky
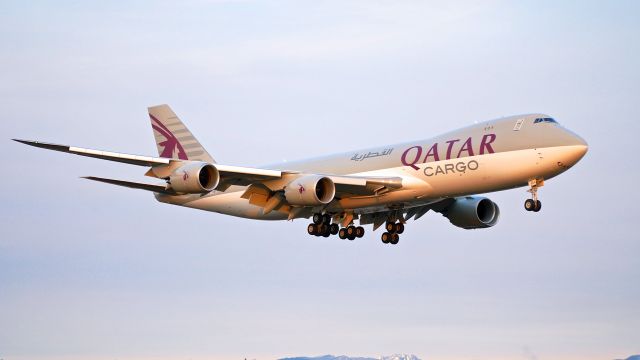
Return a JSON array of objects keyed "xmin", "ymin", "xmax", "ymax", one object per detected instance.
[{"xmin": 1, "ymin": 1, "xmax": 639, "ymax": 359}]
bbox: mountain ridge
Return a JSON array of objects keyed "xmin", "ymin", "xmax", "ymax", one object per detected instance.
[{"xmin": 279, "ymin": 354, "xmax": 420, "ymax": 360}]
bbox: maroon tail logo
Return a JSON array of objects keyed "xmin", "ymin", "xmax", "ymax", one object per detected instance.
[{"xmin": 150, "ymin": 114, "xmax": 188, "ymax": 160}]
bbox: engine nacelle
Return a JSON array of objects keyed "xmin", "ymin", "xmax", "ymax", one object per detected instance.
[
  {"xmin": 169, "ymin": 162, "xmax": 219, "ymax": 194},
  {"xmin": 284, "ymin": 175, "xmax": 335, "ymax": 206},
  {"xmin": 441, "ymin": 196, "xmax": 500, "ymax": 229}
]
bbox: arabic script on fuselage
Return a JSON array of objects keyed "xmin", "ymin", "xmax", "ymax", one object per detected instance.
[{"xmin": 350, "ymin": 148, "xmax": 394, "ymax": 162}]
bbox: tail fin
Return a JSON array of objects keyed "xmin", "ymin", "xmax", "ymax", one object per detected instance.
[{"xmin": 148, "ymin": 104, "xmax": 216, "ymax": 163}]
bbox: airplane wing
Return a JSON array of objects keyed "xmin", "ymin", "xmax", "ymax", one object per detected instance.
[
  {"xmin": 82, "ymin": 176, "xmax": 178, "ymax": 195},
  {"xmin": 14, "ymin": 138, "xmax": 284, "ymax": 182},
  {"xmin": 326, "ymin": 174, "xmax": 402, "ymax": 196},
  {"xmin": 14, "ymin": 139, "xmax": 171, "ymax": 167},
  {"xmin": 15, "ymin": 139, "xmax": 405, "ymax": 210}
]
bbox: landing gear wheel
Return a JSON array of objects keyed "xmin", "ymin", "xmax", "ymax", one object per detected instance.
[
  {"xmin": 381, "ymin": 232, "xmax": 391, "ymax": 244},
  {"xmin": 307, "ymin": 224, "xmax": 317, "ymax": 235},
  {"xmin": 525, "ymin": 178, "xmax": 544, "ymax": 213},
  {"xmin": 338, "ymin": 228, "xmax": 347, "ymax": 239},
  {"xmin": 346, "ymin": 226, "xmax": 356, "ymax": 237},
  {"xmin": 534, "ymin": 200, "xmax": 542, "ymax": 212},
  {"xmin": 385, "ymin": 222, "xmax": 395, "ymax": 232},
  {"xmin": 390, "ymin": 233, "xmax": 400, "ymax": 245},
  {"xmin": 323, "ymin": 214, "xmax": 332, "ymax": 224},
  {"xmin": 330, "ymin": 223, "xmax": 339, "ymax": 235},
  {"xmin": 322, "ymin": 230, "xmax": 330, "ymax": 238},
  {"xmin": 347, "ymin": 233, "xmax": 356, "ymax": 241},
  {"xmin": 355, "ymin": 226, "xmax": 365, "ymax": 238},
  {"xmin": 312, "ymin": 213, "xmax": 323, "ymax": 225},
  {"xmin": 396, "ymin": 223, "xmax": 405, "ymax": 234},
  {"xmin": 524, "ymin": 199, "xmax": 536, "ymax": 211}
]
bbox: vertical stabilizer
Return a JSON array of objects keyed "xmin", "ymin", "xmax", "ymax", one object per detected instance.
[{"xmin": 148, "ymin": 104, "xmax": 215, "ymax": 163}]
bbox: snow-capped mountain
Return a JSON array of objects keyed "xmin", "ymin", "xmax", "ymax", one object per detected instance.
[
  {"xmin": 381, "ymin": 355, "xmax": 421, "ymax": 360},
  {"xmin": 280, "ymin": 356, "xmax": 375, "ymax": 360},
  {"xmin": 279, "ymin": 354, "xmax": 421, "ymax": 360}
]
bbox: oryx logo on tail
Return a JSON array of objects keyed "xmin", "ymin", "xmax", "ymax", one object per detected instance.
[{"xmin": 149, "ymin": 114, "xmax": 188, "ymax": 160}]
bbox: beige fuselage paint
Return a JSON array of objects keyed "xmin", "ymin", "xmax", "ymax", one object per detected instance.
[{"xmin": 156, "ymin": 114, "xmax": 588, "ymax": 220}]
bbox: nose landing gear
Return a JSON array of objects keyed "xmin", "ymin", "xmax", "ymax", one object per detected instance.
[{"xmin": 524, "ymin": 178, "xmax": 543, "ymax": 212}]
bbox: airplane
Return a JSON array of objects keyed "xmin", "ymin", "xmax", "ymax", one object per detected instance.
[{"xmin": 14, "ymin": 105, "xmax": 588, "ymax": 245}]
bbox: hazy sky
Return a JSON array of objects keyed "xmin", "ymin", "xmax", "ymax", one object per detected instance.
[{"xmin": 1, "ymin": 1, "xmax": 639, "ymax": 359}]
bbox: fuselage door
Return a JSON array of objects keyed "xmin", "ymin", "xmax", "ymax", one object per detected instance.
[{"xmin": 513, "ymin": 119, "xmax": 524, "ymax": 131}]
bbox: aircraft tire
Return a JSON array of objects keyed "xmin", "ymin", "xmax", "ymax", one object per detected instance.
[
  {"xmin": 396, "ymin": 223, "xmax": 405, "ymax": 234},
  {"xmin": 346, "ymin": 225, "xmax": 356, "ymax": 236},
  {"xmin": 385, "ymin": 222, "xmax": 395, "ymax": 232},
  {"xmin": 381, "ymin": 232, "xmax": 391, "ymax": 244},
  {"xmin": 524, "ymin": 199, "xmax": 536, "ymax": 211},
  {"xmin": 390, "ymin": 233, "xmax": 400, "ymax": 245},
  {"xmin": 313, "ymin": 213, "xmax": 323, "ymax": 224},
  {"xmin": 338, "ymin": 228, "xmax": 347, "ymax": 239},
  {"xmin": 534, "ymin": 200, "xmax": 542, "ymax": 212},
  {"xmin": 307, "ymin": 224, "xmax": 317, "ymax": 235},
  {"xmin": 355, "ymin": 226, "xmax": 365, "ymax": 238},
  {"xmin": 330, "ymin": 223, "xmax": 339, "ymax": 235}
]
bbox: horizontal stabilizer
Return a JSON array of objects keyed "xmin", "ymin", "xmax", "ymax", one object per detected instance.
[{"xmin": 82, "ymin": 176, "xmax": 176, "ymax": 195}]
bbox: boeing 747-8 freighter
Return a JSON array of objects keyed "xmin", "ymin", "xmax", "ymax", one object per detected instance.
[{"xmin": 15, "ymin": 105, "xmax": 588, "ymax": 244}]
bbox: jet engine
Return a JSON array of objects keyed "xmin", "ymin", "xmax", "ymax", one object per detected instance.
[
  {"xmin": 169, "ymin": 162, "xmax": 219, "ymax": 194},
  {"xmin": 284, "ymin": 175, "xmax": 335, "ymax": 206},
  {"xmin": 441, "ymin": 196, "xmax": 500, "ymax": 229}
]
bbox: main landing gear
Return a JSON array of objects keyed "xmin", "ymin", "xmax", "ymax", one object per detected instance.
[
  {"xmin": 524, "ymin": 178, "xmax": 543, "ymax": 212},
  {"xmin": 338, "ymin": 225, "xmax": 364, "ymax": 240},
  {"xmin": 381, "ymin": 221, "xmax": 404, "ymax": 245},
  {"xmin": 307, "ymin": 213, "xmax": 364, "ymax": 240},
  {"xmin": 307, "ymin": 213, "xmax": 408, "ymax": 245}
]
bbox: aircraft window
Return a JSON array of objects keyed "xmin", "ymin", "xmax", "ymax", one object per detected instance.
[{"xmin": 534, "ymin": 117, "xmax": 558, "ymax": 124}]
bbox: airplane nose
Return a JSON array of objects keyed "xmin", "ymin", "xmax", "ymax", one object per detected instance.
[
  {"xmin": 572, "ymin": 144, "xmax": 588, "ymax": 162},
  {"xmin": 572, "ymin": 132, "xmax": 588, "ymax": 157},
  {"xmin": 574, "ymin": 132, "xmax": 588, "ymax": 148},
  {"xmin": 562, "ymin": 131, "xmax": 588, "ymax": 167}
]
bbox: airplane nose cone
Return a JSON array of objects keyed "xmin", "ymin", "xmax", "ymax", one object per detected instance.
[
  {"xmin": 574, "ymin": 132, "xmax": 589, "ymax": 148},
  {"xmin": 572, "ymin": 144, "xmax": 588, "ymax": 162},
  {"xmin": 573, "ymin": 133, "xmax": 588, "ymax": 158},
  {"xmin": 562, "ymin": 132, "xmax": 588, "ymax": 167}
]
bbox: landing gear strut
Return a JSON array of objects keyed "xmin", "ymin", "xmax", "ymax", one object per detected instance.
[{"xmin": 524, "ymin": 178, "xmax": 543, "ymax": 212}]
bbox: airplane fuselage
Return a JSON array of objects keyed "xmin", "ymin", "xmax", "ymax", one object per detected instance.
[{"xmin": 156, "ymin": 113, "xmax": 588, "ymax": 220}]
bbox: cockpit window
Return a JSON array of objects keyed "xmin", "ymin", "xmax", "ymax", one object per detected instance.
[{"xmin": 534, "ymin": 117, "xmax": 558, "ymax": 124}]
